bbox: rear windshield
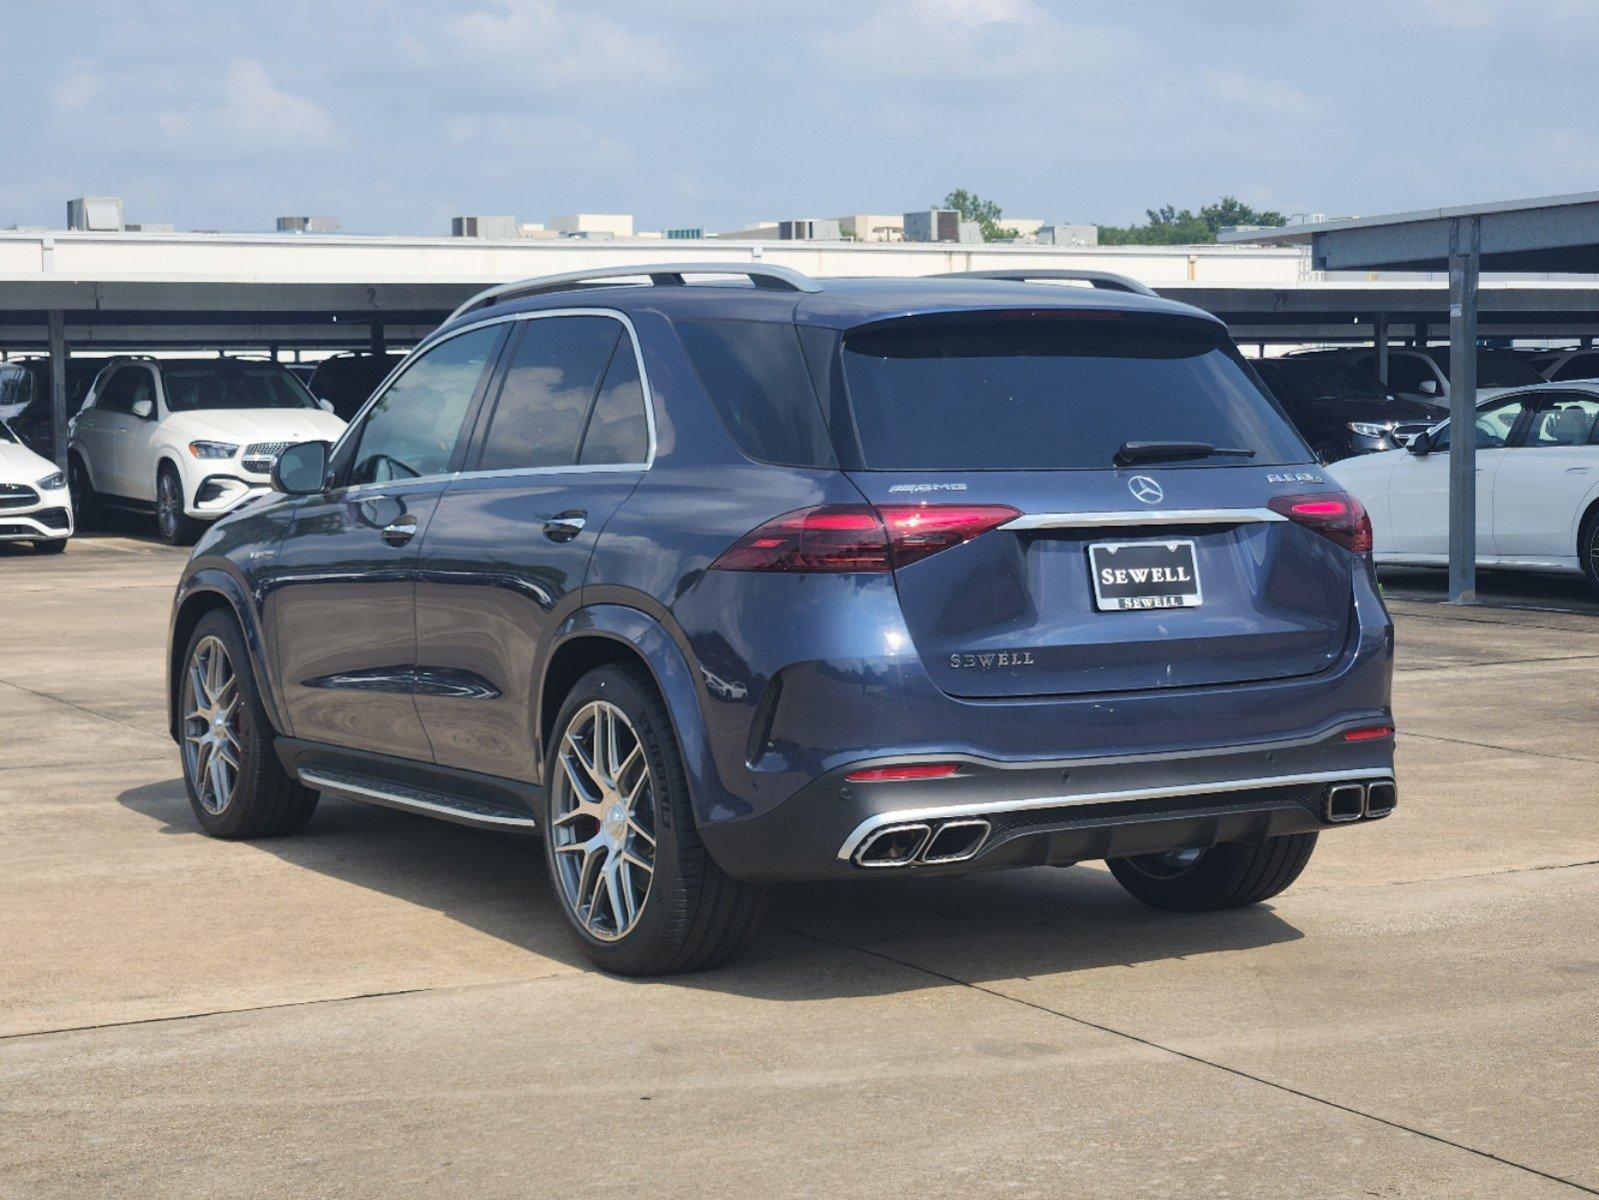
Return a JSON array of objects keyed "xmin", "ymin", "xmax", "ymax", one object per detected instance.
[
  {"xmin": 839, "ymin": 315, "xmax": 1309, "ymax": 470},
  {"xmin": 1256, "ymin": 359, "xmax": 1388, "ymax": 404},
  {"xmin": 163, "ymin": 363, "xmax": 319, "ymax": 412}
]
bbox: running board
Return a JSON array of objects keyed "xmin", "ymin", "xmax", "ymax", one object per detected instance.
[{"xmin": 299, "ymin": 768, "xmax": 540, "ymax": 832}]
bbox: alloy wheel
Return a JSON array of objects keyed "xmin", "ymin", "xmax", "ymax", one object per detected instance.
[
  {"xmin": 550, "ymin": 700, "xmax": 657, "ymax": 941},
  {"xmin": 182, "ymin": 635, "xmax": 243, "ymax": 815},
  {"xmin": 157, "ymin": 473, "xmax": 181, "ymax": 541}
]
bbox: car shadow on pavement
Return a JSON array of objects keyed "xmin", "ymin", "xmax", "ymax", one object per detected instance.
[{"xmin": 117, "ymin": 778, "xmax": 1305, "ymax": 999}]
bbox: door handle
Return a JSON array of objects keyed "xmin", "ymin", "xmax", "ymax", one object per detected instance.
[
  {"xmin": 543, "ymin": 510, "xmax": 588, "ymax": 543},
  {"xmin": 381, "ymin": 516, "xmax": 418, "ymax": 546}
]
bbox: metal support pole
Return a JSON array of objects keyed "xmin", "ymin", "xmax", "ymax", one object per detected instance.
[
  {"xmin": 1447, "ymin": 217, "xmax": 1480, "ymax": 605},
  {"xmin": 46, "ymin": 311, "xmax": 68, "ymax": 471},
  {"xmin": 370, "ymin": 323, "xmax": 386, "ymax": 355},
  {"xmin": 1374, "ymin": 315, "xmax": 1390, "ymax": 385},
  {"xmin": 1415, "ymin": 321, "xmax": 1429, "ymax": 349}
]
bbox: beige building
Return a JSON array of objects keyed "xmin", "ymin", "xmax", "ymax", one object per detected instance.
[
  {"xmin": 837, "ymin": 214, "xmax": 905, "ymax": 243},
  {"xmin": 546, "ymin": 213, "xmax": 635, "ymax": 239}
]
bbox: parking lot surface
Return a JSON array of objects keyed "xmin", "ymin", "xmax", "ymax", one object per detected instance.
[{"xmin": 3, "ymin": 536, "xmax": 1597, "ymax": 1198}]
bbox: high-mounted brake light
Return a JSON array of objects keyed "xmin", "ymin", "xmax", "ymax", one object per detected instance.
[
  {"xmin": 1267, "ymin": 491, "xmax": 1373, "ymax": 554},
  {"xmin": 710, "ymin": 503, "xmax": 1020, "ymax": 573},
  {"xmin": 845, "ymin": 763, "xmax": 960, "ymax": 783}
]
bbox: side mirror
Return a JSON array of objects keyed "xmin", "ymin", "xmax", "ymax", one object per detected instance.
[
  {"xmin": 1408, "ymin": 431, "xmax": 1433, "ymax": 456},
  {"xmin": 272, "ymin": 440, "xmax": 330, "ymax": 496},
  {"xmin": 1418, "ymin": 379, "xmax": 1439, "ymax": 397},
  {"xmin": 315, "ymin": 397, "xmax": 335, "ymax": 414},
  {"xmin": 131, "ymin": 398, "xmax": 155, "ymax": 419}
]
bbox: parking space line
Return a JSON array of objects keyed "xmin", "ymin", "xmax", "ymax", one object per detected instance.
[
  {"xmin": 782, "ymin": 926, "xmax": 1599, "ymax": 1197},
  {"xmin": 1398, "ymin": 728, "xmax": 1599, "ymax": 767},
  {"xmin": 0, "ymin": 678, "xmax": 167, "ymax": 742}
]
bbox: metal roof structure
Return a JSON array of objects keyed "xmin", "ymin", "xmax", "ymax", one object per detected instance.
[{"xmin": 1226, "ymin": 193, "xmax": 1599, "ymax": 602}]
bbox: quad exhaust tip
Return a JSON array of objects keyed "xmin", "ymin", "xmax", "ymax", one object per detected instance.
[
  {"xmin": 854, "ymin": 818, "xmax": 992, "ymax": 868},
  {"xmin": 1323, "ymin": 780, "xmax": 1397, "ymax": 824}
]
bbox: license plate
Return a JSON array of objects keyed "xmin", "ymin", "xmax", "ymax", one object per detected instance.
[{"xmin": 1088, "ymin": 540, "xmax": 1203, "ymax": 611}]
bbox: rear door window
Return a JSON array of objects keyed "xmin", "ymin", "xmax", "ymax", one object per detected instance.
[
  {"xmin": 578, "ymin": 340, "xmax": 650, "ymax": 465},
  {"xmin": 476, "ymin": 316, "xmax": 623, "ymax": 471},
  {"xmin": 838, "ymin": 315, "xmax": 1308, "ymax": 470}
]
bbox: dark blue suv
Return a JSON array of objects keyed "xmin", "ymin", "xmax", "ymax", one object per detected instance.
[{"xmin": 167, "ymin": 263, "xmax": 1396, "ymax": 975}]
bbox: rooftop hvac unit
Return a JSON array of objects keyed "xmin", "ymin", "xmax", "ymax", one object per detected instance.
[
  {"xmin": 451, "ymin": 215, "xmax": 519, "ymax": 240},
  {"xmin": 66, "ymin": 197, "xmax": 124, "ymax": 231},
  {"xmin": 277, "ymin": 216, "xmax": 339, "ymax": 233}
]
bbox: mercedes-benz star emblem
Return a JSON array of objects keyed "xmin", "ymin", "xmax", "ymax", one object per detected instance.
[{"xmin": 1128, "ymin": 475, "xmax": 1164, "ymax": 504}]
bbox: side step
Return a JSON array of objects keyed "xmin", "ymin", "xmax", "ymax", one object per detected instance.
[{"xmin": 299, "ymin": 768, "xmax": 540, "ymax": 832}]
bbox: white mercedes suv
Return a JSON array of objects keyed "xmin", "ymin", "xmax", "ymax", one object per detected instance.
[
  {"xmin": 68, "ymin": 357, "xmax": 346, "ymax": 544},
  {"xmin": 0, "ymin": 418, "xmax": 72, "ymax": 553}
]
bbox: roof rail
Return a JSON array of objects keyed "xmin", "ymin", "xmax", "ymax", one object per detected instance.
[
  {"xmin": 940, "ymin": 268, "xmax": 1160, "ymax": 299},
  {"xmin": 444, "ymin": 261, "xmax": 821, "ymax": 325}
]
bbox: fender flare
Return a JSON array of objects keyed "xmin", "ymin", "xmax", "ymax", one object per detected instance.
[
  {"xmin": 167, "ymin": 564, "xmax": 289, "ymax": 741},
  {"xmin": 539, "ymin": 604, "xmax": 745, "ymax": 827}
]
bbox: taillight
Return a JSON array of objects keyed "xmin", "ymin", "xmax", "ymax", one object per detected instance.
[
  {"xmin": 1344, "ymin": 724, "xmax": 1394, "ymax": 742},
  {"xmin": 1267, "ymin": 491, "xmax": 1373, "ymax": 554},
  {"xmin": 711, "ymin": 503, "xmax": 1019, "ymax": 573}
]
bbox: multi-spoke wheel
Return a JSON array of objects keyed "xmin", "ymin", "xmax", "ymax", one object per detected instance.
[
  {"xmin": 178, "ymin": 610, "xmax": 318, "ymax": 839},
  {"xmin": 550, "ymin": 700, "xmax": 657, "ymax": 941},
  {"xmin": 1580, "ymin": 509, "xmax": 1599, "ymax": 596},
  {"xmin": 542, "ymin": 664, "xmax": 769, "ymax": 975},
  {"xmin": 1107, "ymin": 833, "xmax": 1319, "ymax": 912},
  {"xmin": 156, "ymin": 465, "xmax": 202, "ymax": 546},
  {"xmin": 182, "ymin": 635, "xmax": 243, "ymax": 815}
]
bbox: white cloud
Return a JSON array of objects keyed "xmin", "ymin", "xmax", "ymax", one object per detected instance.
[
  {"xmin": 156, "ymin": 59, "xmax": 342, "ymax": 153},
  {"xmin": 404, "ymin": 0, "xmax": 684, "ymax": 93},
  {"xmin": 51, "ymin": 58, "xmax": 101, "ymax": 113},
  {"xmin": 1203, "ymin": 69, "xmax": 1318, "ymax": 119}
]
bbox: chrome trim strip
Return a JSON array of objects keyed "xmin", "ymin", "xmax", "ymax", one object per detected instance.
[
  {"xmin": 1002, "ymin": 508, "xmax": 1285, "ymax": 531},
  {"xmin": 300, "ymin": 769, "xmax": 539, "ymax": 830},
  {"xmin": 835, "ymin": 768, "xmax": 1396, "ymax": 861}
]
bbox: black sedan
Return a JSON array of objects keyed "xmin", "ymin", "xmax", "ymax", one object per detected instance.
[{"xmin": 1253, "ymin": 357, "xmax": 1441, "ymax": 463}]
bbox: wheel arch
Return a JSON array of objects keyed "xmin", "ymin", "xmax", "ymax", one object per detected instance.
[
  {"xmin": 168, "ymin": 569, "xmax": 287, "ymax": 742},
  {"xmin": 536, "ymin": 604, "xmax": 733, "ymax": 827}
]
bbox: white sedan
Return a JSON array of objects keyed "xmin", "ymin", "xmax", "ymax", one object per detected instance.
[
  {"xmin": 0, "ymin": 418, "xmax": 73, "ymax": 553},
  {"xmin": 1330, "ymin": 382, "xmax": 1599, "ymax": 590}
]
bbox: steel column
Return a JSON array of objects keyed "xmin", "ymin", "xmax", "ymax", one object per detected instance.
[
  {"xmin": 46, "ymin": 311, "xmax": 68, "ymax": 470},
  {"xmin": 1447, "ymin": 217, "xmax": 1481, "ymax": 604},
  {"xmin": 370, "ymin": 322, "xmax": 387, "ymax": 355},
  {"xmin": 1374, "ymin": 314, "xmax": 1390, "ymax": 384}
]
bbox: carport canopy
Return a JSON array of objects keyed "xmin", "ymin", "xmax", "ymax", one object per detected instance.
[{"xmin": 1224, "ymin": 192, "xmax": 1599, "ymax": 603}]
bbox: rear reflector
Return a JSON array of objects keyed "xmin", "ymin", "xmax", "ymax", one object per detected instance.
[
  {"xmin": 1268, "ymin": 491, "xmax": 1373, "ymax": 554},
  {"xmin": 845, "ymin": 763, "xmax": 960, "ymax": 783},
  {"xmin": 711, "ymin": 503, "xmax": 1019, "ymax": 573},
  {"xmin": 1343, "ymin": 724, "xmax": 1395, "ymax": 742}
]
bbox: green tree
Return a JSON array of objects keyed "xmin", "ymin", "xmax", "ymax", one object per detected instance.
[
  {"xmin": 1099, "ymin": 196, "xmax": 1287, "ymax": 245},
  {"xmin": 941, "ymin": 189, "xmax": 1018, "ymax": 242}
]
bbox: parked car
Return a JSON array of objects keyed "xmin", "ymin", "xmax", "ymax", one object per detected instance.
[
  {"xmin": 1330, "ymin": 381, "xmax": 1599, "ymax": 590},
  {"xmin": 0, "ymin": 357, "xmax": 104, "ymax": 459},
  {"xmin": 69, "ymin": 356, "xmax": 345, "ymax": 545},
  {"xmin": 1252, "ymin": 357, "xmax": 1437, "ymax": 462},
  {"xmin": 306, "ymin": 352, "xmax": 407, "ymax": 420},
  {"xmin": 167, "ymin": 264, "xmax": 1397, "ymax": 975},
  {"xmin": 1291, "ymin": 346, "xmax": 1542, "ymax": 408},
  {"xmin": 0, "ymin": 417, "xmax": 72, "ymax": 553},
  {"xmin": 1532, "ymin": 349, "xmax": 1599, "ymax": 383}
]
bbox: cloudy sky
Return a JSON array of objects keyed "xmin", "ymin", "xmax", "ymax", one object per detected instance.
[{"xmin": 1, "ymin": 0, "xmax": 1594, "ymax": 236}]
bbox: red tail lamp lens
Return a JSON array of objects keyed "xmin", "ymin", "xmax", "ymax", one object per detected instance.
[
  {"xmin": 1268, "ymin": 491, "xmax": 1373, "ymax": 554},
  {"xmin": 1343, "ymin": 724, "xmax": 1395, "ymax": 742},
  {"xmin": 711, "ymin": 504, "xmax": 1019, "ymax": 573},
  {"xmin": 845, "ymin": 763, "xmax": 960, "ymax": 783}
]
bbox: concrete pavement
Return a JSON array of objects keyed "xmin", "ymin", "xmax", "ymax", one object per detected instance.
[{"xmin": 2, "ymin": 536, "xmax": 1596, "ymax": 1197}]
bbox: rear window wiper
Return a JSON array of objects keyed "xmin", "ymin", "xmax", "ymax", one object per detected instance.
[{"xmin": 1114, "ymin": 441, "xmax": 1257, "ymax": 466}]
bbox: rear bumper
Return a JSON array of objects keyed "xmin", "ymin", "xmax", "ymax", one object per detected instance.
[{"xmin": 700, "ymin": 721, "xmax": 1395, "ymax": 881}]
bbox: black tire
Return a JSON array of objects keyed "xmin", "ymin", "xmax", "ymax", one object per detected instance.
[
  {"xmin": 542, "ymin": 663, "xmax": 769, "ymax": 975},
  {"xmin": 1107, "ymin": 833, "xmax": 1318, "ymax": 913},
  {"xmin": 68, "ymin": 454, "xmax": 98, "ymax": 532},
  {"xmin": 31, "ymin": 538, "xmax": 67, "ymax": 555},
  {"xmin": 156, "ymin": 464, "xmax": 203, "ymax": 546},
  {"xmin": 1580, "ymin": 507, "xmax": 1599, "ymax": 596},
  {"xmin": 179, "ymin": 609, "xmax": 318, "ymax": 839}
]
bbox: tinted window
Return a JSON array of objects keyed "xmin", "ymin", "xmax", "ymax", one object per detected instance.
[
  {"xmin": 1385, "ymin": 354, "xmax": 1436, "ymax": 393},
  {"xmin": 1552, "ymin": 353, "xmax": 1599, "ymax": 382},
  {"xmin": 1256, "ymin": 360, "xmax": 1386, "ymax": 405},
  {"xmin": 163, "ymin": 362, "xmax": 318, "ymax": 412},
  {"xmin": 350, "ymin": 327, "xmax": 500, "ymax": 485},
  {"xmin": 95, "ymin": 367, "xmax": 139, "ymax": 415},
  {"xmin": 0, "ymin": 419, "xmax": 16, "ymax": 444},
  {"xmin": 478, "ymin": 317, "xmax": 620, "ymax": 471},
  {"xmin": 677, "ymin": 320, "xmax": 835, "ymax": 467},
  {"xmin": 1425, "ymin": 348, "xmax": 1543, "ymax": 388},
  {"xmin": 0, "ymin": 368, "xmax": 24, "ymax": 418},
  {"xmin": 840, "ymin": 315, "xmax": 1308, "ymax": 470},
  {"xmin": 579, "ymin": 339, "xmax": 650, "ymax": 465}
]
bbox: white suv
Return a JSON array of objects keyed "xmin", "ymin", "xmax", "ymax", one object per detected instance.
[
  {"xmin": 0, "ymin": 418, "xmax": 72, "ymax": 553},
  {"xmin": 68, "ymin": 357, "xmax": 346, "ymax": 544}
]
